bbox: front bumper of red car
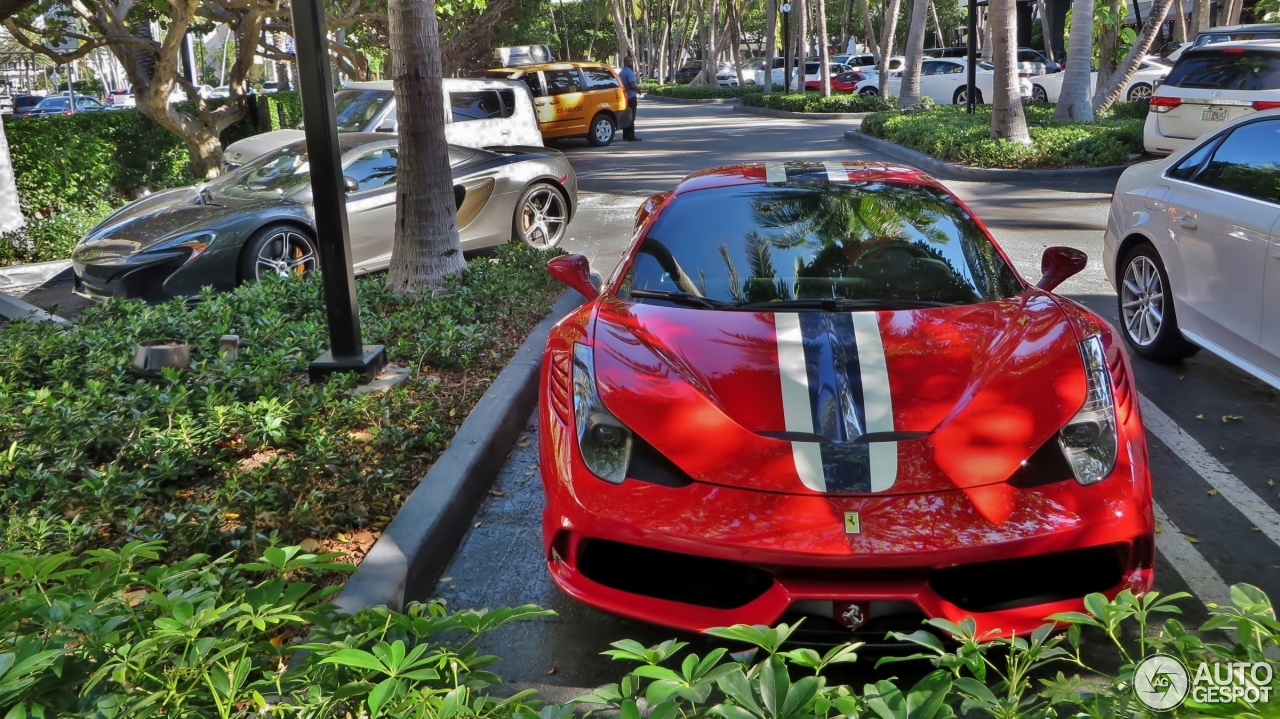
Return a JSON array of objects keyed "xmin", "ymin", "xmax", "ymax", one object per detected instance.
[{"xmin": 539, "ymin": 402, "xmax": 1154, "ymax": 639}]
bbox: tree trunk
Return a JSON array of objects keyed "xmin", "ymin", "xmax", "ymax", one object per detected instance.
[
  {"xmin": 0, "ymin": 118, "xmax": 22, "ymax": 233},
  {"xmin": 857, "ymin": 0, "xmax": 881, "ymax": 58},
  {"xmin": 705, "ymin": 0, "xmax": 719, "ymax": 88},
  {"xmin": 764, "ymin": 0, "xmax": 777, "ymax": 91},
  {"xmin": 840, "ymin": 0, "xmax": 851, "ymax": 50},
  {"xmin": 1189, "ymin": 0, "xmax": 1207, "ymax": 34},
  {"xmin": 928, "ymin": 0, "xmax": 941, "ymax": 47},
  {"xmin": 817, "ymin": 0, "xmax": 831, "ymax": 94},
  {"xmin": 795, "ymin": 0, "xmax": 808, "ymax": 89},
  {"xmin": 386, "ymin": 0, "xmax": 465, "ymax": 295},
  {"xmin": 990, "ymin": 0, "xmax": 1031, "ymax": 142},
  {"xmin": 1225, "ymin": 0, "xmax": 1242, "ymax": 25},
  {"xmin": 1093, "ymin": 0, "xmax": 1172, "ymax": 110},
  {"xmin": 981, "ymin": 8, "xmax": 993, "ymax": 61},
  {"xmin": 612, "ymin": 0, "xmax": 633, "ymax": 61},
  {"xmin": 1037, "ymin": 0, "xmax": 1053, "ymax": 60},
  {"xmin": 1055, "ymin": 0, "xmax": 1096, "ymax": 121},
  {"xmin": 897, "ymin": 0, "xmax": 929, "ymax": 106},
  {"xmin": 1172, "ymin": 0, "xmax": 1187, "ymax": 42},
  {"xmin": 878, "ymin": 0, "xmax": 903, "ymax": 94}
]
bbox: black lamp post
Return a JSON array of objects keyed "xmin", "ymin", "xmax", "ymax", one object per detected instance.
[
  {"xmin": 781, "ymin": 2, "xmax": 792, "ymax": 92},
  {"xmin": 290, "ymin": 0, "xmax": 387, "ymax": 383}
]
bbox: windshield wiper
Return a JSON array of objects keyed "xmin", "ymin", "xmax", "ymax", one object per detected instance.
[
  {"xmin": 736, "ymin": 298, "xmax": 959, "ymax": 311},
  {"xmin": 628, "ymin": 289, "xmax": 736, "ymax": 310}
]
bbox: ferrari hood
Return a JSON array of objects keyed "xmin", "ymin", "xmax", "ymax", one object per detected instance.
[{"xmin": 592, "ymin": 294, "xmax": 1088, "ymax": 505}]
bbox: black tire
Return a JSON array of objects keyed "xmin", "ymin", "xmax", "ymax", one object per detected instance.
[
  {"xmin": 1127, "ymin": 83, "xmax": 1153, "ymax": 102},
  {"xmin": 954, "ymin": 86, "xmax": 984, "ymax": 105},
  {"xmin": 512, "ymin": 182, "xmax": 570, "ymax": 249},
  {"xmin": 1032, "ymin": 84, "xmax": 1049, "ymax": 103},
  {"xmin": 238, "ymin": 223, "xmax": 318, "ymax": 284},
  {"xmin": 586, "ymin": 113, "xmax": 616, "ymax": 147},
  {"xmin": 1116, "ymin": 243, "xmax": 1199, "ymax": 361},
  {"xmin": 859, "ymin": 86, "xmax": 879, "ymax": 96}
]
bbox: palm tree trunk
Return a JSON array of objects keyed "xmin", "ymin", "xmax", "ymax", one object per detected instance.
[
  {"xmin": 928, "ymin": 0, "xmax": 941, "ymax": 46},
  {"xmin": 817, "ymin": 0, "xmax": 832, "ymax": 94},
  {"xmin": 764, "ymin": 0, "xmax": 777, "ymax": 91},
  {"xmin": 1093, "ymin": 0, "xmax": 1172, "ymax": 110},
  {"xmin": 0, "ymin": 119, "xmax": 21, "ymax": 233},
  {"xmin": 386, "ymin": 0, "xmax": 465, "ymax": 295},
  {"xmin": 857, "ymin": 0, "xmax": 881, "ymax": 58},
  {"xmin": 1055, "ymin": 0, "xmax": 1096, "ymax": 121},
  {"xmin": 795, "ymin": 0, "xmax": 808, "ymax": 89},
  {"xmin": 705, "ymin": 0, "xmax": 719, "ymax": 88},
  {"xmin": 840, "ymin": 0, "xmax": 851, "ymax": 49},
  {"xmin": 1172, "ymin": 0, "xmax": 1187, "ymax": 42},
  {"xmin": 1189, "ymin": 0, "xmax": 1207, "ymax": 34},
  {"xmin": 897, "ymin": 0, "xmax": 929, "ymax": 107},
  {"xmin": 612, "ymin": 0, "xmax": 633, "ymax": 61},
  {"xmin": 1036, "ymin": 0, "xmax": 1053, "ymax": 60},
  {"xmin": 990, "ymin": 0, "xmax": 1030, "ymax": 141},
  {"xmin": 878, "ymin": 0, "xmax": 902, "ymax": 94}
]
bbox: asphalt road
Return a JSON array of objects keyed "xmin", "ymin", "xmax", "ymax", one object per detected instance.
[{"xmin": 436, "ymin": 101, "xmax": 1280, "ymax": 693}]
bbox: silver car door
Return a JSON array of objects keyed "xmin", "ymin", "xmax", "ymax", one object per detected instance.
[{"xmin": 342, "ymin": 146, "xmax": 400, "ymax": 270}]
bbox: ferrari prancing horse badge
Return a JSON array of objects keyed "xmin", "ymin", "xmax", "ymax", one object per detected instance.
[{"xmin": 844, "ymin": 511, "xmax": 861, "ymax": 534}]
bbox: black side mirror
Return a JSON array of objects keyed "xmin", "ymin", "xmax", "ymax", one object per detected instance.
[{"xmin": 343, "ymin": 176, "xmax": 359, "ymax": 193}]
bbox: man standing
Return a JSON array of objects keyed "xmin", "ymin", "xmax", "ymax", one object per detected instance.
[{"xmin": 620, "ymin": 55, "xmax": 642, "ymax": 141}]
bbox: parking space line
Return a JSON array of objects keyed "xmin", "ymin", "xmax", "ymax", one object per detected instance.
[
  {"xmin": 1153, "ymin": 501, "xmax": 1233, "ymax": 608},
  {"xmin": 1140, "ymin": 395, "xmax": 1280, "ymax": 550}
]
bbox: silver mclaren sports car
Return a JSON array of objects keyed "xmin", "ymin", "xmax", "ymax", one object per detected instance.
[{"xmin": 72, "ymin": 133, "xmax": 577, "ymax": 302}]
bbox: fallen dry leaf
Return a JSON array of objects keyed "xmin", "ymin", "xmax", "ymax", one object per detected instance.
[
  {"xmin": 439, "ymin": 576, "xmax": 453, "ymax": 583},
  {"xmin": 547, "ymin": 667, "xmax": 558, "ymax": 675},
  {"xmin": 1222, "ymin": 414, "xmax": 1244, "ymax": 423},
  {"xmin": 1208, "ymin": 489, "xmax": 1219, "ymax": 496},
  {"xmin": 1253, "ymin": 527, "xmax": 1262, "ymax": 532},
  {"xmin": 489, "ymin": 490, "xmax": 505, "ymax": 497},
  {"xmin": 474, "ymin": 522, "xmax": 482, "ymax": 528},
  {"xmin": 1178, "ymin": 375, "xmax": 1185, "ymax": 380},
  {"xmin": 518, "ymin": 441, "xmax": 531, "ymax": 448},
  {"xmin": 1195, "ymin": 414, "xmax": 1205, "ymax": 420},
  {"xmin": 1186, "ymin": 535, "xmax": 1201, "ymax": 543},
  {"xmin": 350, "ymin": 431, "xmax": 375, "ymax": 445},
  {"xmin": 300, "ymin": 538, "xmax": 321, "ymax": 553},
  {"xmin": 1270, "ymin": 479, "xmax": 1276, "ymax": 487}
]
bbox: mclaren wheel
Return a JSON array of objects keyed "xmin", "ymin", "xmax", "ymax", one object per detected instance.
[
  {"xmin": 513, "ymin": 183, "xmax": 569, "ymax": 249},
  {"xmin": 239, "ymin": 223, "xmax": 318, "ymax": 283}
]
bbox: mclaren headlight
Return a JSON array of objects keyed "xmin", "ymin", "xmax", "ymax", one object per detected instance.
[
  {"xmin": 572, "ymin": 344, "xmax": 632, "ymax": 484},
  {"xmin": 1058, "ymin": 336, "xmax": 1118, "ymax": 485},
  {"xmin": 144, "ymin": 231, "xmax": 215, "ymax": 263}
]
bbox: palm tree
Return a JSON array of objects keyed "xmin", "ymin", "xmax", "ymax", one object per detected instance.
[
  {"xmin": 878, "ymin": 0, "xmax": 904, "ymax": 94},
  {"xmin": 897, "ymin": 0, "xmax": 932, "ymax": 108},
  {"xmin": 764, "ymin": 0, "xmax": 777, "ymax": 93},
  {"xmin": 1055, "ymin": 0, "xmax": 1096, "ymax": 121},
  {"xmin": 1092, "ymin": 0, "xmax": 1173, "ymax": 112},
  {"xmin": 989, "ymin": 0, "xmax": 1031, "ymax": 141},
  {"xmin": 0, "ymin": 120, "xmax": 20, "ymax": 233},
  {"xmin": 385, "ymin": 0, "xmax": 466, "ymax": 294},
  {"xmin": 816, "ymin": 0, "xmax": 832, "ymax": 96}
]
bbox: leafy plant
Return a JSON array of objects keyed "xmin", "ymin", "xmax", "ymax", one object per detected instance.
[{"xmin": 742, "ymin": 91, "xmax": 895, "ymax": 113}]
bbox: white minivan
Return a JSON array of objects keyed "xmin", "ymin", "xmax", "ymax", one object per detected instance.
[{"xmin": 222, "ymin": 78, "xmax": 542, "ymax": 171}]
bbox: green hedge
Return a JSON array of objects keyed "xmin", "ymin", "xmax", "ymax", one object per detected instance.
[
  {"xmin": 861, "ymin": 102, "xmax": 1146, "ymax": 168},
  {"xmin": 644, "ymin": 83, "xmax": 777, "ymax": 99},
  {"xmin": 742, "ymin": 90, "xmax": 897, "ymax": 113},
  {"xmin": 1, "ymin": 92, "xmax": 302, "ymax": 267}
]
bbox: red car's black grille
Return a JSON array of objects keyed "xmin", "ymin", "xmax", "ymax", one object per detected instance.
[
  {"xmin": 577, "ymin": 539, "xmax": 774, "ymax": 609},
  {"xmin": 929, "ymin": 543, "xmax": 1128, "ymax": 613}
]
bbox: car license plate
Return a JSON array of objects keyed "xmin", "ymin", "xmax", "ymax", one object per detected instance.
[{"xmin": 1202, "ymin": 107, "xmax": 1229, "ymax": 122}]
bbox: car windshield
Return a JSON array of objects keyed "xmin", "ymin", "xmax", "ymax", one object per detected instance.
[
  {"xmin": 212, "ymin": 145, "xmax": 312, "ymax": 198},
  {"xmin": 617, "ymin": 179, "xmax": 1023, "ymax": 309},
  {"xmin": 36, "ymin": 98, "xmax": 68, "ymax": 109},
  {"xmin": 1165, "ymin": 50, "xmax": 1280, "ymax": 89},
  {"xmin": 315, "ymin": 89, "xmax": 392, "ymax": 132}
]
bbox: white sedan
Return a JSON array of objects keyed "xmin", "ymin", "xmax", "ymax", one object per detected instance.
[
  {"xmin": 1030, "ymin": 57, "xmax": 1170, "ymax": 103},
  {"xmin": 854, "ymin": 57, "xmax": 1030, "ymax": 104},
  {"xmin": 1102, "ymin": 109, "xmax": 1280, "ymax": 388}
]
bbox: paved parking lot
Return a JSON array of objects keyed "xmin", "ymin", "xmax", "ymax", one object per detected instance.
[{"xmin": 437, "ymin": 101, "xmax": 1280, "ymax": 692}]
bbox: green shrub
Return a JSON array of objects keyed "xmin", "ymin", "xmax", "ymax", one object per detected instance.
[
  {"xmin": 741, "ymin": 91, "xmax": 895, "ymax": 113},
  {"xmin": 0, "ymin": 201, "xmax": 115, "ymax": 267},
  {"xmin": 0, "ymin": 540, "xmax": 555, "ymax": 717},
  {"xmin": 0, "ymin": 243, "xmax": 562, "ymax": 562},
  {"xmin": 861, "ymin": 103, "xmax": 1144, "ymax": 168},
  {"xmin": 645, "ymin": 84, "xmax": 775, "ymax": 99}
]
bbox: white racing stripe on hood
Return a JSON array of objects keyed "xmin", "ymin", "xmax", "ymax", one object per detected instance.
[
  {"xmin": 775, "ymin": 313, "xmax": 827, "ymax": 492},
  {"xmin": 765, "ymin": 163, "xmax": 788, "ymax": 185},
  {"xmin": 852, "ymin": 313, "xmax": 898, "ymax": 492},
  {"xmin": 823, "ymin": 161, "xmax": 849, "ymax": 182}
]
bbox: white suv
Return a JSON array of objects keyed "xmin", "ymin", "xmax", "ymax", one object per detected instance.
[{"xmin": 1144, "ymin": 40, "xmax": 1280, "ymax": 154}]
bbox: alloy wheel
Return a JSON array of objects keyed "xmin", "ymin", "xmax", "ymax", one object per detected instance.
[
  {"xmin": 254, "ymin": 230, "xmax": 317, "ymax": 280},
  {"xmin": 1121, "ymin": 255, "xmax": 1164, "ymax": 347},
  {"xmin": 1033, "ymin": 85, "xmax": 1048, "ymax": 103},
  {"xmin": 519, "ymin": 187, "xmax": 568, "ymax": 249},
  {"xmin": 1128, "ymin": 83, "xmax": 1153, "ymax": 101},
  {"xmin": 594, "ymin": 119, "xmax": 613, "ymax": 144}
]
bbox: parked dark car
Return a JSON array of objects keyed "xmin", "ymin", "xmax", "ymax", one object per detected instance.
[
  {"xmin": 673, "ymin": 63, "xmax": 703, "ymax": 84},
  {"xmin": 24, "ymin": 95, "xmax": 105, "ymax": 118},
  {"xmin": 10, "ymin": 94, "xmax": 46, "ymax": 119}
]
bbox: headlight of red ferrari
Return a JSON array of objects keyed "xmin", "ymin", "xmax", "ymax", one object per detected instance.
[
  {"xmin": 1058, "ymin": 336, "xmax": 1118, "ymax": 485},
  {"xmin": 572, "ymin": 344, "xmax": 633, "ymax": 484}
]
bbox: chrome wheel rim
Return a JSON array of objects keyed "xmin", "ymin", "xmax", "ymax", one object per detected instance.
[
  {"xmin": 254, "ymin": 230, "xmax": 316, "ymax": 280},
  {"xmin": 1033, "ymin": 86, "xmax": 1048, "ymax": 102},
  {"xmin": 519, "ymin": 187, "xmax": 567, "ymax": 249},
  {"xmin": 594, "ymin": 119, "xmax": 613, "ymax": 143},
  {"xmin": 1121, "ymin": 255, "xmax": 1164, "ymax": 347},
  {"xmin": 1129, "ymin": 83, "xmax": 1152, "ymax": 101}
]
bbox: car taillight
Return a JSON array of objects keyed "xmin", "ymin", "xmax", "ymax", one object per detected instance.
[
  {"xmin": 62, "ymin": 109, "xmax": 72, "ymax": 115},
  {"xmin": 1252, "ymin": 100, "xmax": 1280, "ymax": 111},
  {"xmin": 1149, "ymin": 96, "xmax": 1180, "ymax": 113},
  {"xmin": 1018, "ymin": 72, "xmax": 1029, "ymax": 78}
]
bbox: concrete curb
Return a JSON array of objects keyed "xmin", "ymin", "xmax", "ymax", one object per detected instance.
[
  {"xmin": 842, "ymin": 128, "xmax": 1130, "ymax": 184},
  {"xmin": 734, "ymin": 104, "xmax": 871, "ymax": 122},
  {"xmin": 0, "ymin": 291, "xmax": 69, "ymax": 324},
  {"xmin": 643, "ymin": 95, "xmax": 742, "ymax": 105},
  {"xmin": 0, "ymin": 259, "xmax": 72, "ymax": 295},
  {"xmin": 335, "ymin": 289, "xmax": 584, "ymax": 614}
]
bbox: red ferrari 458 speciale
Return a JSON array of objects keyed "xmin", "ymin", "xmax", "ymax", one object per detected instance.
[{"xmin": 537, "ymin": 161, "xmax": 1154, "ymax": 641}]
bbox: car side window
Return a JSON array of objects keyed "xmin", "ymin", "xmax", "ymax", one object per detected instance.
[
  {"xmin": 1168, "ymin": 138, "xmax": 1217, "ymax": 180},
  {"xmin": 544, "ymin": 69, "xmax": 583, "ymax": 95},
  {"xmin": 450, "ymin": 90, "xmax": 505, "ymax": 121},
  {"xmin": 941, "ymin": 62, "xmax": 964, "ymax": 74},
  {"xmin": 1195, "ymin": 120, "xmax": 1280, "ymax": 205},
  {"xmin": 582, "ymin": 67, "xmax": 620, "ymax": 90},
  {"xmin": 516, "ymin": 73, "xmax": 544, "ymax": 97},
  {"xmin": 920, "ymin": 61, "xmax": 941, "ymax": 75},
  {"xmin": 344, "ymin": 148, "xmax": 398, "ymax": 192}
]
